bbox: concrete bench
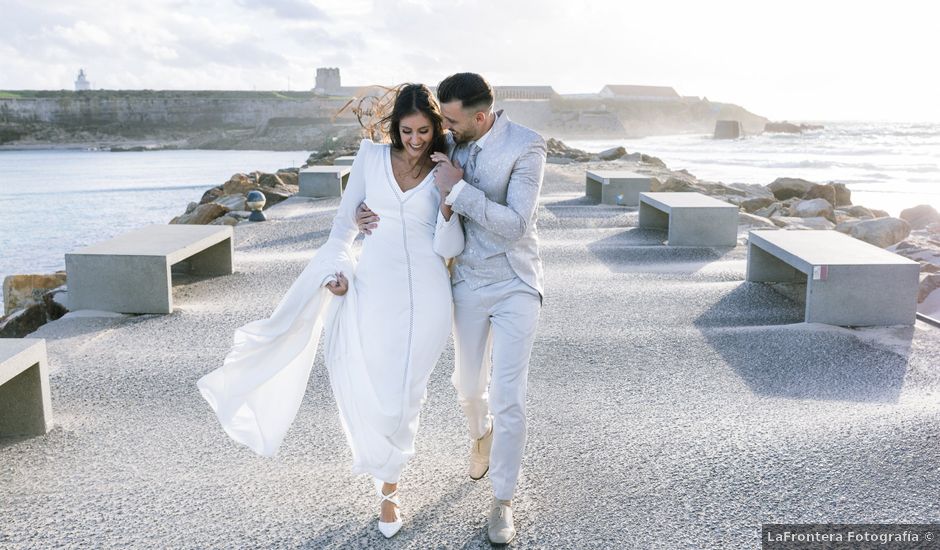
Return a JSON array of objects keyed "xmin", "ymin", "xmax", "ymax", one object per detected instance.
[
  {"xmin": 299, "ymin": 166, "xmax": 351, "ymax": 197},
  {"xmin": 746, "ymin": 230, "xmax": 920, "ymax": 326},
  {"xmin": 65, "ymin": 224, "xmax": 234, "ymax": 314},
  {"xmin": 333, "ymin": 156, "xmax": 356, "ymax": 166},
  {"xmin": 585, "ymin": 170, "xmax": 653, "ymax": 206},
  {"xmin": 638, "ymin": 192, "xmax": 739, "ymax": 246},
  {"xmin": 0, "ymin": 338, "xmax": 52, "ymax": 436}
]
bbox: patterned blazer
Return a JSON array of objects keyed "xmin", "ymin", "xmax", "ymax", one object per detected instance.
[{"xmin": 447, "ymin": 110, "xmax": 547, "ymax": 298}]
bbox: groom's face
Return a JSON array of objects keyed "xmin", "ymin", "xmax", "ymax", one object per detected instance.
[{"xmin": 440, "ymin": 100, "xmax": 484, "ymax": 145}]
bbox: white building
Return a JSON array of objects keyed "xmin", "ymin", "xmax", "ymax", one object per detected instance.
[
  {"xmin": 74, "ymin": 69, "xmax": 90, "ymax": 91},
  {"xmin": 599, "ymin": 85, "xmax": 680, "ymax": 102}
]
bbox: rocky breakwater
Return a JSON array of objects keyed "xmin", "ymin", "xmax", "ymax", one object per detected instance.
[
  {"xmin": 169, "ymin": 169, "xmax": 299, "ymax": 226},
  {"xmin": 167, "ymin": 137, "xmax": 360, "ymax": 227}
]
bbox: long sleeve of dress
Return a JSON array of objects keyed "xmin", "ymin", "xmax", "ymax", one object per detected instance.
[
  {"xmin": 196, "ymin": 140, "xmax": 373, "ymax": 458},
  {"xmin": 432, "ymin": 210, "xmax": 464, "ymax": 259}
]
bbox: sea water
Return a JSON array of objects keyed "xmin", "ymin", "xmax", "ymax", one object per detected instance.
[
  {"xmin": 0, "ymin": 149, "xmax": 309, "ymax": 302},
  {"xmin": 567, "ymin": 121, "xmax": 940, "ymax": 217}
]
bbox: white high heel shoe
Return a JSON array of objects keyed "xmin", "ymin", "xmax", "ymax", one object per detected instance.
[{"xmin": 376, "ymin": 483, "xmax": 403, "ymax": 538}]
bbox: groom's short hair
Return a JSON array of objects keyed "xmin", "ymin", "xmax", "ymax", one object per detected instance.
[{"xmin": 437, "ymin": 73, "xmax": 494, "ymax": 113}]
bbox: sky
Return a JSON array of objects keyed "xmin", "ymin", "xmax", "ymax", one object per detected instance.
[{"xmin": 1, "ymin": 0, "xmax": 939, "ymax": 122}]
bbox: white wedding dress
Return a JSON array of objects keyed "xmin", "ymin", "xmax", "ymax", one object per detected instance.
[{"xmin": 198, "ymin": 139, "xmax": 464, "ymax": 483}]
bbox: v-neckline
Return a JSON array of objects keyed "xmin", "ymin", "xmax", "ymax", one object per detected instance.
[{"xmin": 385, "ymin": 146, "xmax": 433, "ymax": 198}]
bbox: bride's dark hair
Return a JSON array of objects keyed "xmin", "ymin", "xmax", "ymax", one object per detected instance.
[{"xmin": 380, "ymin": 83, "xmax": 447, "ymax": 155}]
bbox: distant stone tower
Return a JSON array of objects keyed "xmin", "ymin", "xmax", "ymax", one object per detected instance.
[
  {"xmin": 74, "ymin": 69, "xmax": 90, "ymax": 91},
  {"xmin": 314, "ymin": 67, "xmax": 341, "ymax": 94}
]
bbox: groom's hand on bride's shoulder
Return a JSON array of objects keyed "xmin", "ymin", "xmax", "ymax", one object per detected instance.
[{"xmin": 356, "ymin": 202, "xmax": 379, "ymax": 235}]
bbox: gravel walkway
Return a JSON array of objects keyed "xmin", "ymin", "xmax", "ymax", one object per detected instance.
[{"xmin": 2, "ymin": 164, "xmax": 938, "ymax": 548}]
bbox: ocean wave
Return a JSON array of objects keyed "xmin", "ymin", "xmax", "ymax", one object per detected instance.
[{"xmin": 8, "ymin": 183, "xmax": 210, "ymax": 197}]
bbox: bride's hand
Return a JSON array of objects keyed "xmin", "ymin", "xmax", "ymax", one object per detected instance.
[{"xmin": 325, "ymin": 272, "xmax": 348, "ymax": 296}]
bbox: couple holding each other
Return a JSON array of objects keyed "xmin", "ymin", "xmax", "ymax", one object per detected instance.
[{"xmin": 197, "ymin": 72, "xmax": 546, "ymax": 544}]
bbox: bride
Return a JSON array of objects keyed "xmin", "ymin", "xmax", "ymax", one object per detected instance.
[{"xmin": 197, "ymin": 83, "xmax": 464, "ymax": 538}]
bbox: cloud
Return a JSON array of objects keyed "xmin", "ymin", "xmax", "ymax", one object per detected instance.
[{"xmin": 234, "ymin": 0, "xmax": 328, "ymax": 20}]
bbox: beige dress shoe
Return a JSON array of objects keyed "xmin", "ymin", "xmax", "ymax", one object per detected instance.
[
  {"xmin": 469, "ymin": 425, "xmax": 493, "ymax": 480},
  {"xmin": 488, "ymin": 498, "xmax": 516, "ymax": 544}
]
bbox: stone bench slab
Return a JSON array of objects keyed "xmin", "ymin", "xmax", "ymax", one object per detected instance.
[
  {"xmin": 299, "ymin": 166, "xmax": 351, "ymax": 197},
  {"xmin": 65, "ymin": 224, "xmax": 234, "ymax": 314},
  {"xmin": 0, "ymin": 338, "xmax": 52, "ymax": 436},
  {"xmin": 639, "ymin": 192, "xmax": 739, "ymax": 246},
  {"xmin": 585, "ymin": 170, "xmax": 653, "ymax": 206},
  {"xmin": 746, "ymin": 230, "xmax": 920, "ymax": 326}
]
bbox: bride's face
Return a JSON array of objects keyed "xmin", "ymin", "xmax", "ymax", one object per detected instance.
[{"xmin": 399, "ymin": 112, "xmax": 433, "ymax": 159}]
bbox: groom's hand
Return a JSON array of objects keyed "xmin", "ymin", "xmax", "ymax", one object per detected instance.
[
  {"xmin": 431, "ymin": 152, "xmax": 462, "ymax": 195},
  {"xmin": 356, "ymin": 202, "xmax": 379, "ymax": 235}
]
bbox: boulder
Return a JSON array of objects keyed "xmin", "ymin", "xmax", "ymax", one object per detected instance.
[
  {"xmin": 927, "ymin": 222, "xmax": 940, "ymax": 236},
  {"xmin": 832, "ymin": 182, "xmax": 852, "ymax": 206},
  {"xmin": 257, "ymin": 172, "xmax": 286, "ymax": 189},
  {"xmin": 546, "ymin": 138, "xmax": 593, "ymax": 162},
  {"xmin": 768, "ymin": 177, "xmax": 814, "ymax": 200},
  {"xmin": 738, "ymin": 212, "xmax": 778, "ymax": 230},
  {"xmin": 640, "ymin": 154, "xmax": 667, "ymax": 168},
  {"xmin": 3, "ymin": 272, "xmax": 68, "ymax": 315},
  {"xmin": 597, "ymin": 146, "xmax": 626, "ymax": 161},
  {"xmin": 740, "ymin": 196, "xmax": 776, "ymax": 213},
  {"xmin": 213, "ymin": 194, "xmax": 247, "ymax": 211},
  {"xmin": 899, "ymin": 204, "xmax": 940, "ymax": 230},
  {"xmin": 840, "ymin": 205, "xmax": 875, "ymax": 219},
  {"xmin": 261, "ymin": 187, "xmax": 293, "ymax": 208},
  {"xmin": 726, "ymin": 183, "xmax": 775, "ymax": 199},
  {"xmin": 849, "ymin": 217, "xmax": 911, "ymax": 248},
  {"xmin": 222, "ymin": 173, "xmax": 256, "ymax": 195},
  {"xmin": 803, "ymin": 184, "xmax": 836, "ymax": 205},
  {"xmin": 170, "ymin": 203, "xmax": 227, "ymax": 225},
  {"xmin": 918, "ymin": 273, "xmax": 940, "ymax": 303},
  {"xmin": 764, "ymin": 121, "xmax": 802, "ymax": 133},
  {"xmin": 184, "ymin": 201, "xmax": 198, "ymax": 214},
  {"xmin": 835, "ymin": 219, "xmax": 864, "ymax": 234},
  {"xmin": 754, "ymin": 202, "xmax": 785, "ymax": 218},
  {"xmin": 209, "ymin": 215, "xmax": 240, "ymax": 226},
  {"xmin": 199, "ymin": 185, "xmax": 225, "ymax": 205},
  {"xmin": 0, "ymin": 288, "xmax": 68, "ymax": 338},
  {"xmin": 871, "ymin": 209, "xmax": 890, "ymax": 218},
  {"xmin": 276, "ymin": 170, "xmax": 299, "ymax": 187},
  {"xmin": 770, "ymin": 216, "xmax": 835, "ymax": 230},
  {"xmin": 790, "ymin": 198, "xmax": 834, "ymax": 220},
  {"xmin": 651, "ymin": 177, "xmax": 697, "ymax": 193}
]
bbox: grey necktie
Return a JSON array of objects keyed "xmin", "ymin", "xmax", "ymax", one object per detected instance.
[{"xmin": 464, "ymin": 143, "xmax": 481, "ymax": 181}]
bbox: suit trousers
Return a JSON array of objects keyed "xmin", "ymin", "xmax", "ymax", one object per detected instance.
[{"xmin": 451, "ymin": 277, "xmax": 541, "ymax": 500}]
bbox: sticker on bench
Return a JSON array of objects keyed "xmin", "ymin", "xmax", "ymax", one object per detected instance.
[{"xmin": 812, "ymin": 265, "xmax": 828, "ymax": 281}]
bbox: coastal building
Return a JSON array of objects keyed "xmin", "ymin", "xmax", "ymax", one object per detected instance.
[
  {"xmin": 599, "ymin": 85, "xmax": 680, "ymax": 102},
  {"xmin": 74, "ymin": 69, "xmax": 90, "ymax": 91},
  {"xmin": 493, "ymin": 86, "xmax": 558, "ymax": 100},
  {"xmin": 314, "ymin": 67, "xmax": 341, "ymax": 95}
]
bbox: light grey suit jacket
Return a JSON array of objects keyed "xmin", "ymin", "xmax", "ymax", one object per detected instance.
[{"xmin": 448, "ymin": 110, "xmax": 546, "ymax": 298}]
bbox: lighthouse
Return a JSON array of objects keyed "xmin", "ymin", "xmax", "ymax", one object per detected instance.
[{"xmin": 75, "ymin": 69, "xmax": 91, "ymax": 91}]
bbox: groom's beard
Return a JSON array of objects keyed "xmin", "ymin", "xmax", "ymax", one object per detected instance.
[{"xmin": 449, "ymin": 129, "xmax": 471, "ymax": 145}]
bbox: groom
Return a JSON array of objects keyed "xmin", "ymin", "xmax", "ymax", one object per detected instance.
[{"xmin": 358, "ymin": 72, "xmax": 545, "ymax": 544}]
